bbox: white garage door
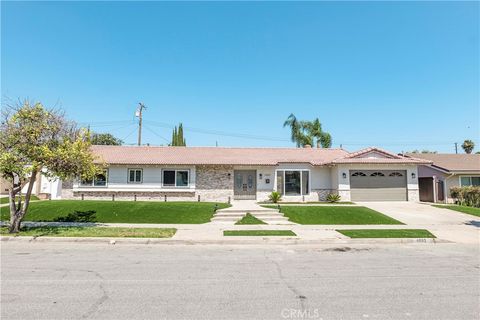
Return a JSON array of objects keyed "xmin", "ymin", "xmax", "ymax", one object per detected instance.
[{"xmin": 350, "ymin": 170, "xmax": 407, "ymax": 201}]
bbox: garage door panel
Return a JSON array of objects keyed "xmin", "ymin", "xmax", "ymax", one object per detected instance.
[
  {"xmin": 351, "ymin": 188, "xmax": 407, "ymax": 201},
  {"xmin": 350, "ymin": 170, "xmax": 407, "ymax": 201}
]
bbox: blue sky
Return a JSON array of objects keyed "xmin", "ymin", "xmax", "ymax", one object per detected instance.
[{"xmin": 2, "ymin": 1, "xmax": 479, "ymax": 153}]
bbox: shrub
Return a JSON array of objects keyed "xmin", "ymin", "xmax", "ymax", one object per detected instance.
[
  {"xmin": 268, "ymin": 191, "xmax": 282, "ymax": 203},
  {"xmin": 53, "ymin": 210, "xmax": 97, "ymax": 223},
  {"xmin": 450, "ymin": 186, "xmax": 480, "ymax": 208},
  {"xmin": 326, "ymin": 193, "xmax": 341, "ymax": 203}
]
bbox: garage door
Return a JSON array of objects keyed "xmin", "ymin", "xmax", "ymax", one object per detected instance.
[{"xmin": 350, "ymin": 170, "xmax": 407, "ymax": 201}]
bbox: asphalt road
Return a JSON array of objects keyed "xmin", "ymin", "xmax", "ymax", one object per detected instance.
[{"xmin": 1, "ymin": 242, "xmax": 479, "ymax": 320}]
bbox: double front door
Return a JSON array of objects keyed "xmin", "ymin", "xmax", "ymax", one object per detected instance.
[{"xmin": 234, "ymin": 170, "xmax": 256, "ymax": 200}]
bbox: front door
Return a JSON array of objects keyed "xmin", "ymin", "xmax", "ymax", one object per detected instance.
[{"xmin": 234, "ymin": 170, "xmax": 256, "ymax": 200}]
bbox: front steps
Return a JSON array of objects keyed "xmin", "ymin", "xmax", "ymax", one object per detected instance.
[{"xmin": 211, "ymin": 208, "xmax": 295, "ymax": 225}]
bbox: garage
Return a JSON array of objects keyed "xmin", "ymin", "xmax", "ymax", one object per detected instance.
[{"xmin": 350, "ymin": 170, "xmax": 407, "ymax": 201}]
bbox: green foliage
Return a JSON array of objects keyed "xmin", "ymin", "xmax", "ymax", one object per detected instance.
[
  {"xmin": 235, "ymin": 213, "xmax": 267, "ymax": 225},
  {"xmin": 0, "ymin": 101, "xmax": 100, "ymax": 232},
  {"xmin": 91, "ymin": 133, "xmax": 123, "ymax": 145},
  {"xmin": 337, "ymin": 229, "xmax": 435, "ymax": 238},
  {"xmin": 283, "ymin": 114, "xmax": 332, "ymax": 148},
  {"xmin": 461, "ymin": 140, "xmax": 475, "ymax": 154},
  {"xmin": 53, "ymin": 210, "xmax": 96, "ymax": 222},
  {"xmin": 171, "ymin": 123, "xmax": 186, "ymax": 146},
  {"xmin": 326, "ymin": 193, "xmax": 341, "ymax": 203},
  {"xmin": 450, "ymin": 186, "xmax": 480, "ymax": 208},
  {"xmin": 268, "ymin": 191, "xmax": 282, "ymax": 203}
]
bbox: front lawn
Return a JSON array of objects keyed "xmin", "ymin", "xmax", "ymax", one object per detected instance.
[
  {"xmin": 0, "ymin": 200, "xmax": 229, "ymax": 224},
  {"xmin": 262, "ymin": 205, "xmax": 403, "ymax": 225},
  {"xmin": 1, "ymin": 226, "xmax": 176, "ymax": 238},
  {"xmin": 235, "ymin": 213, "xmax": 266, "ymax": 225},
  {"xmin": 223, "ymin": 230, "xmax": 296, "ymax": 236},
  {"xmin": 0, "ymin": 195, "xmax": 40, "ymax": 205},
  {"xmin": 337, "ymin": 229, "xmax": 435, "ymax": 238},
  {"xmin": 433, "ymin": 205, "xmax": 480, "ymax": 218}
]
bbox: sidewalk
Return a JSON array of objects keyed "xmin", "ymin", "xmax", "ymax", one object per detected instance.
[{"xmin": 2, "ymin": 220, "xmax": 478, "ymax": 244}]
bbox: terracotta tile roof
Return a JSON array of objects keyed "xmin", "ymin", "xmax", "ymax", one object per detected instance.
[
  {"xmin": 91, "ymin": 145, "xmax": 350, "ymax": 166},
  {"xmin": 332, "ymin": 147, "xmax": 432, "ymax": 164},
  {"xmin": 405, "ymin": 153, "xmax": 480, "ymax": 172}
]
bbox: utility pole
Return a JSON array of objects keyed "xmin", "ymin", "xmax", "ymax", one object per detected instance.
[
  {"xmin": 454, "ymin": 142, "xmax": 458, "ymax": 154},
  {"xmin": 136, "ymin": 103, "xmax": 146, "ymax": 146}
]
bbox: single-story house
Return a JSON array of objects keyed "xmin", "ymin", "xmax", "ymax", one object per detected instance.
[
  {"xmin": 60, "ymin": 145, "xmax": 431, "ymax": 202},
  {"xmin": 405, "ymin": 153, "xmax": 480, "ymax": 203}
]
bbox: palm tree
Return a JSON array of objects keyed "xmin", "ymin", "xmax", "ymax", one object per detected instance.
[
  {"xmin": 283, "ymin": 114, "xmax": 304, "ymax": 147},
  {"xmin": 461, "ymin": 140, "xmax": 475, "ymax": 154},
  {"xmin": 284, "ymin": 114, "xmax": 332, "ymax": 148}
]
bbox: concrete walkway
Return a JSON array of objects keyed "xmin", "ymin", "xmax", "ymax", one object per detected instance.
[{"xmin": 212, "ymin": 200, "xmax": 293, "ymax": 225}]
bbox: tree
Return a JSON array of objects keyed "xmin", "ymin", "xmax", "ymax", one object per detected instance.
[
  {"xmin": 0, "ymin": 101, "xmax": 99, "ymax": 233},
  {"xmin": 461, "ymin": 140, "xmax": 475, "ymax": 154},
  {"xmin": 170, "ymin": 123, "xmax": 186, "ymax": 146},
  {"xmin": 91, "ymin": 132, "xmax": 123, "ymax": 145},
  {"xmin": 283, "ymin": 114, "xmax": 332, "ymax": 148}
]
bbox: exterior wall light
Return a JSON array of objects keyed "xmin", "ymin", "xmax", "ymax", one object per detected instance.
[
  {"xmin": 342, "ymin": 172, "xmax": 347, "ymax": 179},
  {"xmin": 411, "ymin": 172, "xmax": 416, "ymax": 179}
]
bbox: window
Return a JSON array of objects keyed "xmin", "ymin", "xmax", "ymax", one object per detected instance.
[
  {"xmin": 460, "ymin": 176, "xmax": 480, "ymax": 187},
  {"xmin": 128, "ymin": 169, "xmax": 143, "ymax": 183},
  {"xmin": 389, "ymin": 172, "xmax": 403, "ymax": 177},
  {"xmin": 370, "ymin": 172, "xmax": 385, "ymax": 177},
  {"xmin": 162, "ymin": 170, "xmax": 189, "ymax": 187},
  {"xmin": 276, "ymin": 170, "xmax": 309, "ymax": 196},
  {"xmin": 80, "ymin": 170, "xmax": 108, "ymax": 187},
  {"xmin": 351, "ymin": 172, "xmax": 366, "ymax": 177}
]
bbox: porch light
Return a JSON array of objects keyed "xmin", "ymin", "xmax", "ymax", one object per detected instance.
[
  {"xmin": 342, "ymin": 172, "xmax": 347, "ymax": 179},
  {"xmin": 411, "ymin": 172, "xmax": 416, "ymax": 179}
]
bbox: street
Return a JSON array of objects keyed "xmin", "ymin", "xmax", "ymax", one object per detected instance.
[{"xmin": 1, "ymin": 242, "xmax": 479, "ymax": 320}]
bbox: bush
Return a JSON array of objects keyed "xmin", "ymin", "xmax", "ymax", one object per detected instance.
[
  {"xmin": 53, "ymin": 210, "xmax": 97, "ymax": 223},
  {"xmin": 326, "ymin": 193, "xmax": 341, "ymax": 203},
  {"xmin": 268, "ymin": 191, "xmax": 282, "ymax": 203},
  {"xmin": 450, "ymin": 186, "xmax": 480, "ymax": 208}
]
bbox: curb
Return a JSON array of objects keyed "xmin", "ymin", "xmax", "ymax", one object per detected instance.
[{"xmin": 0, "ymin": 235, "xmax": 447, "ymax": 245}]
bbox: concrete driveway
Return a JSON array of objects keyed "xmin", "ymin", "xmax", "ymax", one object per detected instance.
[
  {"xmin": 358, "ymin": 202, "xmax": 480, "ymax": 244},
  {"xmin": 358, "ymin": 202, "xmax": 478, "ymax": 225}
]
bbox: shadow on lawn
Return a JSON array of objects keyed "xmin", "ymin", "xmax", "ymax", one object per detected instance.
[{"xmin": 51, "ymin": 210, "xmax": 97, "ymax": 223}]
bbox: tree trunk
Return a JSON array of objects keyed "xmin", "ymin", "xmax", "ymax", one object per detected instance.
[{"xmin": 8, "ymin": 168, "xmax": 38, "ymax": 234}]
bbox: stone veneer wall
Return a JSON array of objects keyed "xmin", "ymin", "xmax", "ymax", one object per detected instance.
[
  {"xmin": 257, "ymin": 189, "xmax": 338, "ymax": 202},
  {"xmin": 72, "ymin": 191, "xmax": 196, "ymax": 201},
  {"xmin": 195, "ymin": 165, "xmax": 234, "ymax": 203},
  {"xmin": 407, "ymin": 189, "xmax": 419, "ymax": 202}
]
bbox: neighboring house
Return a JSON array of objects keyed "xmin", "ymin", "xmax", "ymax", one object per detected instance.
[
  {"xmin": 405, "ymin": 153, "xmax": 480, "ymax": 203},
  {"xmin": 1, "ymin": 172, "xmax": 62, "ymax": 199},
  {"xmin": 61, "ymin": 145, "xmax": 430, "ymax": 202}
]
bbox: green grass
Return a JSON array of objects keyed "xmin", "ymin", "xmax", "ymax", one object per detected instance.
[
  {"xmin": 259, "ymin": 201, "xmax": 354, "ymax": 205},
  {"xmin": 0, "ymin": 195, "xmax": 40, "ymax": 205},
  {"xmin": 262, "ymin": 205, "xmax": 403, "ymax": 225},
  {"xmin": 337, "ymin": 229, "xmax": 436, "ymax": 238},
  {"xmin": 0, "ymin": 200, "xmax": 230, "ymax": 224},
  {"xmin": 235, "ymin": 213, "xmax": 267, "ymax": 225},
  {"xmin": 433, "ymin": 205, "xmax": 480, "ymax": 217},
  {"xmin": 223, "ymin": 230, "xmax": 296, "ymax": 236},
  {"xmin": 1, "ymin": 226, "xmax": 176, "ymax": 238}
]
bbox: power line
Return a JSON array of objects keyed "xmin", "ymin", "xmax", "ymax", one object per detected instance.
[{"xmin": 143, "ymin": 125, "xmax": 171, "ymax": 144}]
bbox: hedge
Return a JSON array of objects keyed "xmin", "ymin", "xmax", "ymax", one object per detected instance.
[{"xmin": 450, "ymin": 186, "xmax": 480, "ymax": 208}]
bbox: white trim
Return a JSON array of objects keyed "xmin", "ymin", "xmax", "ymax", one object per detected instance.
[
  {"xmin": 161, "ymin": 169, "xmax": 190, "ymax": 188},
  {"xmin": 274, "ymin": 169, "xmax": 311, "ymax": 196},
  {"xmin": 79, "ymin": 169, "xmax": 109, "ymax": 188},
  {"xmin": 127, "ymin": 168, "xmax": 143, "ymax": 184}
]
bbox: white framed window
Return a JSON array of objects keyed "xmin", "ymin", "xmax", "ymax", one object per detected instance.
[
  {"xmin": 80, "ymin": 169, "xmax": 108, "ymax": 187},
  {"xmin": 275, "ymin": 169, "xmax": 310, "ymax": 196},
  {"xmin": 460, "ymin": 176, "xmax": 480, "ymax": 187},
  {"xmin": 128, "ymin": 169, "xmax": 143, "ymax": 183},
  {"xmin": 162, "ymin": 169, "xmax": 190, "ymax": 187}
]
